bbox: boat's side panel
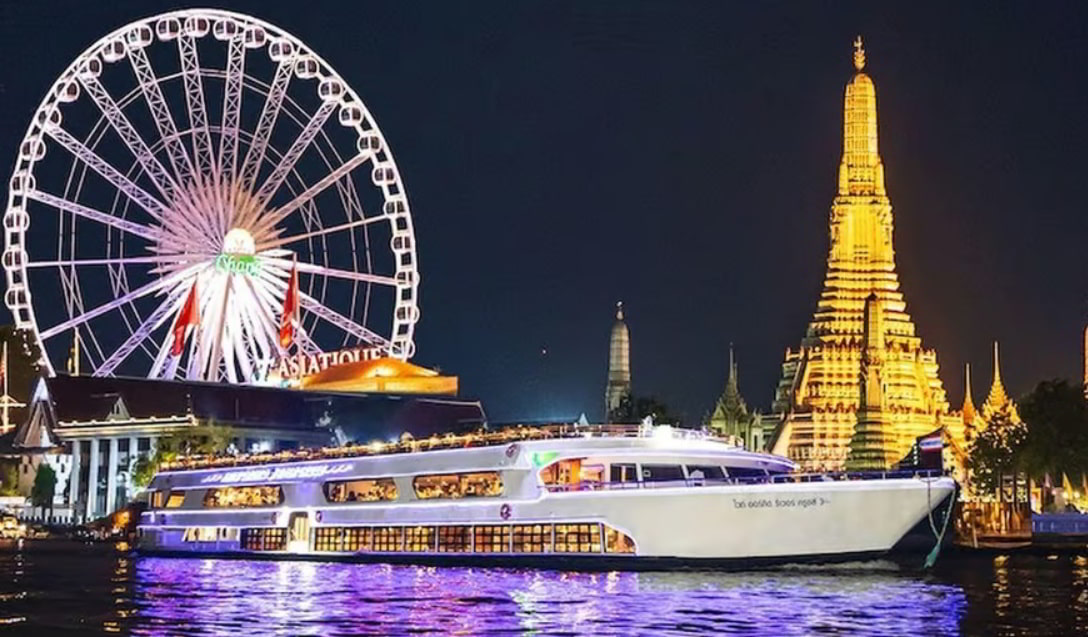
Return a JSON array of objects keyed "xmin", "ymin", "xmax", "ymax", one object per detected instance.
[{"xmin": 139, "ymin": 477, "xmax": 954, "ymax": 561}]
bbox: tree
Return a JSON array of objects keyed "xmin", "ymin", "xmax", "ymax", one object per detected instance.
[
  {"xmin": 1017, "ymin": 379, "xmax": 1088, "ymax": 483},
  {"xmin": 967, "ymin": 410, "xmax": 1027, "ymax": 496},
  {"xmin": 0, "ymin": 463, "xmax": 19, "ymax": 497},
  {"xmin": 130, "ymin": 422, "xmax": 235, "ymax": 489},
  {"xmin": 0, "ymin": 326, "xmax": 42, "ymax": 425},
  {"xmin": 30, "ymin": 463, "xmax": 56, "ymax": 518}
]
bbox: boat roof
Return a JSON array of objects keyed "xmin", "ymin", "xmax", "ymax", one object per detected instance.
[{"xmin": 159, "ymin": 424, "xmax": 781, "ymax": 474}]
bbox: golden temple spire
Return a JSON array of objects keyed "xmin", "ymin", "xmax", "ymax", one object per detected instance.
[
  {"xmin": 962, "ymin": 363, "xmax": 977, "ymax": 425},
  {"xmin": 838, "ymin": 35, "xmax": 885, "ymax": 197},
  {"xmin": 982, "ymin": 341, "xmax": 1020, "ymax": 425}
]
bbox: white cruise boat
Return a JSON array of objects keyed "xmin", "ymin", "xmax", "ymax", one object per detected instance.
[{"xmin": 137, "ymin": 425, "xmax": 955, "ymax": 567}]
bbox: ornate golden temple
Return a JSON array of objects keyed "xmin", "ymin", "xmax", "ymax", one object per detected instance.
[{"xmin": 767, "ymin": 38, "xmax": 963, "ymax": 471}]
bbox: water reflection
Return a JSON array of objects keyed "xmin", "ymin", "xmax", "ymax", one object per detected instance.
[{"xmin": 119, "ymin": 557, "xmax": 966, "ymax": 636}]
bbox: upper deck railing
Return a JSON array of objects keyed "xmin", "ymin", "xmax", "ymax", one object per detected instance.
[{"xmin": 160, "ymin": 424, "xmax": 738, "ymax": 473}]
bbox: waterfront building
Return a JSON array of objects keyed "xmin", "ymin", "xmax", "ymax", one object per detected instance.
[
  {"xmin": 768, "ymin": 38, "xmax": 961, "ymax": 471},
  {"xmin": 8, "ymin": 374, "xmax": 486, "ymax": 523},
  {"xmin": 707, "ymin": 345, "xmax": 761, "ymax": 450},
  {"xmin": 605, "ymin": 302, "xmax": 632, "ymax": 420}
]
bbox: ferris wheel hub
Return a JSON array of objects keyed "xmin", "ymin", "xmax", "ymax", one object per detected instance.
[{"xmin": 222, "ymin": 228, "xmax": 256, "ymax": 256}]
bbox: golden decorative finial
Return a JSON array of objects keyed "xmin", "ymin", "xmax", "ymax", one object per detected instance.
[{"xmin": 853, "ymin": 35, "xmax": 865, "ymax": 71}]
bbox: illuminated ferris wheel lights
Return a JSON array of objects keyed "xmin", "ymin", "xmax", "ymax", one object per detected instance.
[{"xmin": 3, "ymin": 9, "xmax": 420, "ymax": 383}]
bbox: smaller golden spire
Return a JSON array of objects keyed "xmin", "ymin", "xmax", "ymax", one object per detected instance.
[
  {"xmin": 962, "ymin": 363, "xmax": 976, "ymax": 424},
  {"xmin": 853, "ymin": 36, "xmax": 866, "ymax": 71}
]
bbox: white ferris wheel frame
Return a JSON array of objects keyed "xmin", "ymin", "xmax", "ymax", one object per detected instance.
[{"xmin": 2, "ymin": 8, "xmax": 421, "ymax": 384}]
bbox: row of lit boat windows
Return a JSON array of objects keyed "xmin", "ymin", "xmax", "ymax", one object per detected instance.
[
  {"xmin": 151, "ymin": 471, "xmax": 505, "ymax": 510},
  {"xmin": 540, "ymin": 460, "xmax": 772, "ymax": 490},
  {"xmin": 310, "ymin": 523, "xmax": 635, "ymax": 554},
  {"xmin": 183, "ymin": 523, "xmax": 637, "ymax": 554}
]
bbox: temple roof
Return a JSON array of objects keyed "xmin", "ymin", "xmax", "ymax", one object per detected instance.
[
  {"xmin": 981, "ymin": 341, "xmax": 1021, "ymax": 424},
  {"xmin": 962, "ymin": 363, "xmax": 977, "ymax": 425},
  {"xmin": 710, "ymin": 344, "xmax": 750, "ymax": 427}
]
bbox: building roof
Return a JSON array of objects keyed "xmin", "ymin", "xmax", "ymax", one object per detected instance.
[{"xmin": 16, "ymin": 374, "xmax": 487, "ymax": 446}]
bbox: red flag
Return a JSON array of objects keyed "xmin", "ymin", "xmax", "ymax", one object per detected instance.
[
  {"xmin": 171, "ymin": 281, "xmax": 200, "ymax": 357},
  {"xmin": 279, "ymin": 261, "xmax": 299, "ymax": 348}
]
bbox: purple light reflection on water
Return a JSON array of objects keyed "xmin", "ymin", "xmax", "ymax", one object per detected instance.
[{"xmin": 128, "ymin": 557, "xmax": 966, "ymax": 636}]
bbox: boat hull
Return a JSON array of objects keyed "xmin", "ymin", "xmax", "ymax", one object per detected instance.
[{"xmin": 137, "ymin": 476, "xmax": 954, "ymax": 567}]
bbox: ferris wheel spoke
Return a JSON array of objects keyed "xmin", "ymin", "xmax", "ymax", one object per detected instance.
[
  {"xmin": 299, "ymin": 292, "xmax": 392, "ymax": 351},
  {"xmin": 258, "ymin": 214, "xmax": 387, "ymax": 251},
  {"xmin": 77, "ymin": 75, "xmax": 180, "ymax": 200},
  {"xmin": 94, "ymin": 285, "xmax": 189, "ymax": 377},
  {"xmin": 240, "ymin": 275, "xmax": 289, "ymax": 358},
  {"xmin": 128, "ymin": 46, "xmax": 196, "ymax": 186},
  {"xmin": 220, "ymin": 37, "xmax": 246, "ymax": 195},
  {"xmin": 178, "ymin": 34, "xmax": 215, "ymax": 183},
  {"xmin": 25, "ymin": 189, "xmax": 159, "ymax": 242},
  {"xmin": 239, "ymin": 58, "xmax": 294, "ymax": 195},
  {"xmin": 185, "ymin": 274, "xmax": 224, "ymax": 380},
  {"xmin": 25, "ymin": 255, "xmax": 196, "ymax": 269},
  {"xmin": 38, "ymin": 263, "xmax": 204, "ymax": 341},
  {"xmin": 226, "ymin": 278, "xmax": 261, "ymax": 383},
  {"xmin": 291, "ymin": 323, "xmax": 323, "ymax": 357},
  {"xmin": 250, "ymin": 152, "xmax": 370, "ymax": 240},
  {"xmin": 246, "ymin": 272, "xmax": 324, "ymax": 355},
  {"xmin": 45, "ymin": 127, "xmax": 170, "ymax": 222},
  {"xmin": 262, "ymin": 256, "xmax": 397, "ymax": 287},
  {"xmin": 200, "ymin": 275, "xmax": 233, "ymax": 381},
  {"xmin": 252, "ymin": 100, "xmax": 337, "ymax": 209}
]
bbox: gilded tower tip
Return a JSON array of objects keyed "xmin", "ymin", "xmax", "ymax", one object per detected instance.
[
  {"xmin": 853, "ymin": 36, "xmax": 865, "ymax": 71},
  {"xmin": 615, "ymin": 301, "xmax": 624, "ymax": 321}
]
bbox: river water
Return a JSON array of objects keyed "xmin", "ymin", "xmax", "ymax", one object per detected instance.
[{"xmin": 0, "ymin": 543, "xmax": 1083, "ymax": 635}]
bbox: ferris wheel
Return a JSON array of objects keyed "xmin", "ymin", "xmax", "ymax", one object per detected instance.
[{"xmin": 2, "ymin": 9, "xmax": 420, "ymax": 384}]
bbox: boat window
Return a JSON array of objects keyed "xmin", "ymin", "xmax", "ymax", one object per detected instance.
[
  {"xmin": 555, "ymin": 523, "xmax": 602, "ymax": 553},
  {"xmin": 165, "ymin": 491, "xmax": 185, "ymax": 508},
  {"xmin": 437, "ymin": 526, "xmax": 471, "ymax": 553},
  {"xmin": 579, "ymin": 463, "xmax": 605, "ymax": 486},
  {"xmin": 405, "ymin": 526, "xmax": 436, "ymax": 552},
  {"xmin": 728, "ymin": 467, "xmax": 769, "ymax": 479},
  {"xmin": 640, "ymin": 464, "xmax": 685, "ymax": 482},
  {"xmin": 609, "ymin": 463, "xmax": 638, "ymax": 483},
  {"xmin": 413, "ymin": 472, "xmax": 503, "ymax": 499},
  {"xmin": 686, "ymin": 465, "xmax": 726, "ymax": 481},
  {"xmin": 315, "ymin": 527, "xmax": 372, "ymax": 552},
  {"xmin": 372, "ymin": 526, "xmax": 403, "ymax": 552},
  {"xmin": 513, "ymin": 524, "xmax": 552, "ymax": 553},
  {"xmin": 151, "ymin": 490, "xmax": 166, "ymax": 508},
  {"xmin": 473, "ymin": 525, "xmax": 511, "ymax": 552},
  {"xmin": 604, "ymin": 525, "xmax": 636, "ymax": 554},
  {"xmin": 324, "ymin": 478, "xmax": 397, "ymax": 503},
  {"xmin": 181, "ymin": 527, "xmax": 218, "ymax": 542},
  {"xmin": 203, "ymin": 485, "xmax": 284, "ymax": 508},
  {"xmin": 538, "ymin": 458, "xmax": 582, "ymax": 487},
  {"xmin": 241, "ymin": 528, "xmax": 286, "ymax": 551}
]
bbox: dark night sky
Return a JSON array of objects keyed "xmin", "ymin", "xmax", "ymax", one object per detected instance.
[{"xmin": 1, "ymin": 1, "xmax": 1087, "ymax": 423}]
